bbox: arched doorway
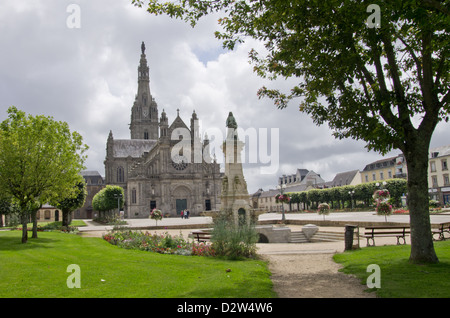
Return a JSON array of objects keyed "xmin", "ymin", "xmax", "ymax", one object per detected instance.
[
  {"xmin": 238, "ymin": 208, "xmax": 246, "ymax": 225},
  {"xmin": 173, "ymin": 185, "xmax": 191, "ymax": 216}
]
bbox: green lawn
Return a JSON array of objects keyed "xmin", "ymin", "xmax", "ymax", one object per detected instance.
[
  {"xmin": 333, "ymin": 240, "xmax": 450, "ymax": 298},
  {"xmin": 0, "ymin": 230, "xmax": 275, "ymax": 298}
]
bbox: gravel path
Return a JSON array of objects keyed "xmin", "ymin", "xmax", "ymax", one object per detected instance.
[{"xmin": 262, "ymin": 253, "xmax": 375, "ymax": 298}]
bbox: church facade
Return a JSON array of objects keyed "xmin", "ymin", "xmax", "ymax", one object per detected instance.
[{"xmin": 104, "ymin": 42, "xmax": 222, "ymax": 218}]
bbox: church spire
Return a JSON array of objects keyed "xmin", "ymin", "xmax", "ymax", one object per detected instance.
[
  {"xmin": 130, "ymin": 41, "xmax": 159, "ymax": 140},
  {"xmin": 138, "ymin": 41, "xmax": 150, "ymax": 83}
]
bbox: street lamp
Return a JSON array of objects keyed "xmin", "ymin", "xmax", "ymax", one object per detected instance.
[
  {"xmin": 114, "ymin": 193, "xmax": 123, "ymax": 219},
  {"xmin": 348, "ymin": 190, "xmax": 355, "ymax": 210},
  {"xmin": 277, "ymin": 183, "xmax": 287, "ymax": 222}
]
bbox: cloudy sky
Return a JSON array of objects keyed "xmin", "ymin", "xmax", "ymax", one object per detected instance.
[{"xmin": 1, "ymin": 0, "xmax": 449, "ymax": 194}]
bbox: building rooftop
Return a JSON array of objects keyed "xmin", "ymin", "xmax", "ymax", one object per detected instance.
[
  {"xmin": 112, "ymin": 139, "xmax": 157, "ymax": 158},
  {"xmin": 362, "ymin": 154, "xmax": 404, "ymax": 171},
  {"xmin": 330, "ymin": 170, "xmax": 359, "ymax": 187},
  {"xmin": 430, "ymin": 145, "xmax": 450, "ymax": 158}
]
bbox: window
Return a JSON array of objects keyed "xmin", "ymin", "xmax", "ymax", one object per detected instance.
[
  {"xmin": 432, "ymin": 176, "xmax": 438, "ymax": 187},
  {"xmin": 117, "ymin": 166, "xmax": 125, "ymax": 183},
  {"xmin": 205, "ymin": 199, "xmax": 211, "ymax": 211},
  {"xmin": 144, "ymin": 131, "xmax": 149, "ymax": 140},
  {"xmin": 131, "ymin": 189, "xmax": 137, "ymax": 204},
  {"xmin": 365, "ymin": 174, "xmax": 369, "ymax": 182},
  {"xmin": 444, "ymin": 174, "xmax": 449, "ymax": 186},
  {"xmin": 372, "ymin": 173, "xmax": 376, "ymax": 181},
  {"xmin": 380, "ymin": 172, "xmax": 384, "ymax": 180},
  {"xmin": 388, "ymin": 170, "xmax": 392, "ymax": 178},
  {"xmin": 44, "ymin": 210, "xmax": 51, "ymax": 219},
  {"xmin": 442, "ymin": 160, "xmax": 448, "ymax": 171},
  {"xmin": 430, "ymin": 161, "xmax": 436, "ymax": 172}
]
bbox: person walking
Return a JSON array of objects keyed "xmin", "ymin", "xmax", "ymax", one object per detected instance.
[{"xmin": 180, "ymin": 210, "xmax": 184, "ymax": 219}]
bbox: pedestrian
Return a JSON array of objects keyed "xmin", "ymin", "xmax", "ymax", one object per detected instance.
[
  {"xmin": 180, "ymin": 210, "xmax": 184, "ymax": 219},
  {"xmin": 186, "ymin": 210, "xmax": 190, "ymax": 219}
]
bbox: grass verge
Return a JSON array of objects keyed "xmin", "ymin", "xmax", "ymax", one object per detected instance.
[
  {"xmin": 333, "ymin": 240, "xmax": 450, "ymax": 297},
  {"xmin": 0, "ymin": 230, "xmax": 275, "ymax": 298}
]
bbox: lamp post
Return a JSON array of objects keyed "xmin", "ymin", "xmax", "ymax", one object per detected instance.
[
  {"xmin": 114, "ymin": 193, "xmax": 123, "ymax": 219},
  {"xmin": 277, "ymin": 183, "xmax": 287, "ymax": 222},
  {"xmin": 348, "ymin": 190, "xmax": 355, "ymax": 210}
]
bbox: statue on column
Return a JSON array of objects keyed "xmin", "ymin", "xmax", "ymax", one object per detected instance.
[
  {"xmin": 141, "ymin": 41, "xmax": 146, "ymax": 54},
  {"xmin": 226, "ymin": 111, "xmax": 238, "ymax": 140}
]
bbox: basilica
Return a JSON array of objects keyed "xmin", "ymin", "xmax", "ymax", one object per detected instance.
[{"xmin": 104, "ymin": 42, "xmax": 222, "ymax": 218}]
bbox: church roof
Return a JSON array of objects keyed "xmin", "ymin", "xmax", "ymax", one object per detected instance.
[
  {"xmin": 112, "ymin": 139, "xmax": 157, "ymax": 158},
  {"xmin": 169, "ymin": 114, "xmax": 190, "ymax": 133}
]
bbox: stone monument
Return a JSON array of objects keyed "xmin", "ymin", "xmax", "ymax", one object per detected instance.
[{"xmin": 219, "ymin": 112, "xmax": 259, "ymax": 225}]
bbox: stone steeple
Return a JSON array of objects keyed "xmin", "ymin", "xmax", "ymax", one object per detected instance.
[{"xmin": 130, "ymin": 41, "xmax": 159, "ymax": 140}]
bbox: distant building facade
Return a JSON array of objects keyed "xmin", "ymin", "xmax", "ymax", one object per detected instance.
[
  {"xmin": 253, "ymin": 169, "xmax": 327, "ymax": 212},
  {"xmin": 73, "ymin": 170, "xmax": 105, "ymax": 219},
  {"xmin": 428, "ymin": 145, "xmax": 450, "ymax": 205},
  {"xmin": 36, "ymin": 204, "xmax": 62, "ymax": 223},
  {"xmin": 104, "ymin": 42, "xmax": 222, "ymax": 218},
  {"xmin": 361, "ymin": 154, "xmax": 407, "ymax": 183},
  {"xmin": 278, "ymin": 169, "xmax": 325, "ymax": 189}
]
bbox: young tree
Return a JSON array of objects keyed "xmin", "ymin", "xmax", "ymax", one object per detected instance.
[
  {"xmin": 133, "ymin": 0, "xmax": 449, "ymax": 263},
  {"xmin": 92, "ymin": 185, "xmax": 124, "ymax": 220},
  {"xmin": 51, "ymin": 177, "xmax": 87, "ymax": 227},
  {"xmin": 0, "ymin": 107, "xmax": 88, "ymax": 243}
]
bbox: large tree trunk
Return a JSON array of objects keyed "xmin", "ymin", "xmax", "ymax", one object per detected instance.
[
  {"xmin": 31, "ymin": 210, "xmax": 39, "ymax": 239},
  {"xmin": 404, "ymin": 141, "xmax": 439, "ymax": 264},
  {"xmin": 62, "ymin": 209, "xmax": 71, "ymax": 227},
  {"xmin": 21, "ymin": 213, "xmax": 28, "ymax": 244}
]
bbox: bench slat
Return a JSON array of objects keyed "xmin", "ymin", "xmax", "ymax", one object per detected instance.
[
  {"xmin": 364, "ymin": 231, "xmax": 410, "ymax": 235},
  {"xmin": 432, "ymin": 222, "xmax": 450, "ymax": 241},
  {"xmin": 191, "ymin": 231, "xmax": 212, "ymax": 242},
  {"xmin": 363, "ymin": 226, "xmax": 409, "ymax": 246}
]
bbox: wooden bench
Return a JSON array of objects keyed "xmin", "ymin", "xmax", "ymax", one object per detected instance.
[
  {"xmin": 191, "ymin": 231, "xmax": 212, "ymax": 243},
  {"xmin": 432, "ymin": 222, "xmax": 450, "ymax": 241},
  {"xmin": 363, "ymin": 226, "xmax": 410, "ymax": 247}
]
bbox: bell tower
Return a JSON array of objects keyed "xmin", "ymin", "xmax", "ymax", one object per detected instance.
[{"xmin": 130, "ymin": 41, "xmax": 159, "ymax": 140}]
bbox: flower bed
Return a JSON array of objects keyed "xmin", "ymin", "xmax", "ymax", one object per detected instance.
[{"xmin": 103, "ymin": 230, "xmax": 214, "ymax": 257}]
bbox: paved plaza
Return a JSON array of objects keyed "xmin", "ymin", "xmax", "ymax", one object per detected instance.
[
  {"xmin": 78, "ymin": 211, "xmax": 450, "ymax": 255},
  {"xmin": 79, "ymin": 210, "xmax": 450, "ymax": 231}
]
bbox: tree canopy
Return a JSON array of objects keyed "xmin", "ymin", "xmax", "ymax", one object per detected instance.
[
  {"xmin": 92, "ymin": 185, "xmax": 125, "ymax": 217},
  {"xmin": 0, "ymin": 106, "xmax": 88, "ymax": 242}
]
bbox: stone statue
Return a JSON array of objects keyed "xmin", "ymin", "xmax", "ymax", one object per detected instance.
[
  {"xmin": 226, "ymin": 112, "xmax": 237, "ymax": 129},
  {"xmin": 141, "ymin": 41, "xmax": 146, "ymax": 54},
  {"xmin": 226, "ymin": 112, "xmax": 238, "ymax": 140}
]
